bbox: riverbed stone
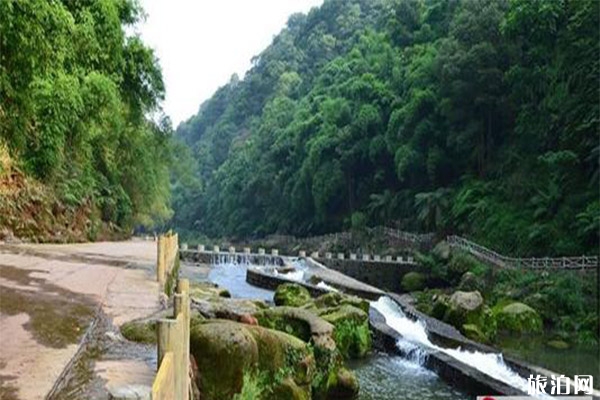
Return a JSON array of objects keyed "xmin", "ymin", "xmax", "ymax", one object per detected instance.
[
  {"xmin": 189, "ymin": 320, "xmax": 314, "ymax": 400},
  {"xmin": 546, "ymin": 339, "xmax": 569, "ymax": 350},
  {"xmin": 274, "ymin": 283, "xmax": 312, "ymax": 307},
  {"xmin": 325, "ymin": 367, "xmax": 359, "ymax": 399},
  {"xmin": 120, "ymin": 320, "xmax": 156, "ymax": 344},
  {"xmin": 255, "ymin": 306, "xmax": 335, "ymax": 350},
  {"xmin": 189, "ymin": 282, "xmax": 231, "ymax": 299},
  {"xmin": 318, "ymin": 305, "xmax": 371, "ymax": 359},
  {"xmin": 432, "ymin": 241, "xmax": 451, "ymax": 261},
  {"xmin": 401, "ymin": 272, "xmax": 426, "ymax": 292},
  {"xmin": 443, "ymin": 291, "xmax": 485, "ymax": 330},
  {"xmin": 308, "ymin": 292, "xmax": 369, "ymax": 314},
  {"xmin": 458, "ymin": 272, "xmax": 484, "ymax": 292},
  {"xmin": 495, "ymin": 302, "xmax": 542, "ymax": 334},
  {"xmin": 192, "ymin": 296, "xmax": 267, "ymax": 321}
]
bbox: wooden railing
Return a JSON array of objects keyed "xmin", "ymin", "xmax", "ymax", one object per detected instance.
[
  {"xmin": 447, "ymin": 235, "xmax": 598, "ymax": 270},
  {"xmin": 152, "ymin": 278, "xmax": 190, "ymax": 399},
  {"xmin": 157, "ymin": 232, "xmax": 179, "ymax": 288}
]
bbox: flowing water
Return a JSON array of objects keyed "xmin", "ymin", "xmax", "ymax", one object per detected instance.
[
  {"xmin": 349, "ymin": 355, "xmax": 465, "ymax": 400},
  {"xmin": 371, "ymin": 296, "xmax": 552, "ymax": 398},
  {"xmin": 207, "ymin": 263, "xmax": 274, "ymax": 302},
  {"xmin": 200, "ymin": 262, "xmax": 468, "ymax": 399}
]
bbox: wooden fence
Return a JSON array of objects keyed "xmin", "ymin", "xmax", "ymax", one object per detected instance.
[
  {"xmin": 447, "ymin": 235, "xmax": 598, "ymax": 270},
  {"xmin": 152, "ymin": 278, "xmax": 191, "ymax": 399},
  {"xmin": 157, "ymin": 232, "xmax": 179, "ymax": 288}
]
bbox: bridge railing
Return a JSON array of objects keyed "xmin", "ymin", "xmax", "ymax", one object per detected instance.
[
  {"xmin": 152, "ymin": 279, "xmax": 190, "ymax": 399},
  {"xmin": 447, "ymin": 235, "xmax": 598, "ymax": 270}
]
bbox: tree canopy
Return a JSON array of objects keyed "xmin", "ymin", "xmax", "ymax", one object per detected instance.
[
  {"xmin": 173, "ymin": 0, "xmax": 598, "ymax": 257},
  {"xmin": 1, "ymin": 0, "xmax": 172, "ymax": 239}
]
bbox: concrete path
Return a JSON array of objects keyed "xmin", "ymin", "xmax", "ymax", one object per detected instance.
[{"xmin": 0, "ymin": 239, "xmax": 160, "ymax": 400}]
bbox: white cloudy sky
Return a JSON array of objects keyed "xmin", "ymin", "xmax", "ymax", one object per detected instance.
[{"xmin": 137, "ymin": 0, "xmax": 324, "ymax": 126}]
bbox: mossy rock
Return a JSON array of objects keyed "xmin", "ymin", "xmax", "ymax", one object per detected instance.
[
  {"xmin": 401, "ymin": 272, "xmax": 426, "ymax": 292},
  {"xmin": 120, "ymin": 320, "xmax": 156, "ymax": 344},
  {"xmin": 432, "ymin": 241, "xmax": 451, "ymax": 261},
  {"xmin": 308, "ymin": 292, "xmax": 369, "ymax": 314},
  {"xmin": 462, "ymin": 324, "xmax": 488, "ymax": 343},
  {"xmin": 431, "ymin": 295, "xmax": 450, "ymax": 320},
  {"xmin": 254, "ymin": 306, "xmax": 334, "ymax": 345},
  {"xmin": 189, "ymin": 282, "xmax": 231, "ymax": 299},
  {"xmin": 494, "ymin": 302, "xmax": 542, "ymax": 334},
  {"xmin": 325, "ymin": 367, "xmax": 359, "ymax": 399},
  {"xmin": 190, "ymin": 320, "xmax": 314, "ymax": 400},
  {"xmin": 443, "ymin": 291, "xmax": 484, "ymax": 328},
  {"xmin": 318, "ymin": 305, "xmax": 371, "ymax": 359},
  {"xmin": 274, "ymin": 283, "xmax": 312, "ymax": 307},
  {"xmin": 190, "ymin": 320, "xmax": 259, "ymax": 399},
  {"xmin": 458, "ymin": 272, "xmax": 484, "ymax": 292},
  {"xmin": 547, "ymin": 340, "xmax": 569, "ymax": 350},
  {"xmin": 269, "ymin": 377, "xmax": 311, "ymax": 400}
]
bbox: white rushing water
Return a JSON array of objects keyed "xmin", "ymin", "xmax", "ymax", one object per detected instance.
[{"xmin": 371, "ymin": 296, "xmax": 548, "ymax": 397}]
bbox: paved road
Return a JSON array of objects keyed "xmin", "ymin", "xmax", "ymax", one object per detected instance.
[{"xmin": 0, "ymin": 240, "xmax": 160, "ymax": 400}]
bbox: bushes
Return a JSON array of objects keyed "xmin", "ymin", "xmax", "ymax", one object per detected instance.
[{"xmin": 401, "ymin": 272, "xmax": 426, "ymax": 292}]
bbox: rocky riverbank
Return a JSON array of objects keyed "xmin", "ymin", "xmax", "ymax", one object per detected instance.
[{"xmin": 121, "ymin": 282, "xmax": 372, "ymax": 399}]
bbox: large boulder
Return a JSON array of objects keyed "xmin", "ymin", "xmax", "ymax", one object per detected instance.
[
  {"xmin": 192, "ymin": 296, "xmax": 267, "ymax": 321},
  {"xmin": 458, "ymin": 272, "xmax": 484, "ymax": 292},
  {"xmin": 189, "ymin": 282, "xmax": 231, "ymax": 299},
  {"xmin": 432, "ymin": 241, "xmax": 451, "ymax": 261},
  {"xmin": 307, "ymin": 292, "xmax": 369, "ymax": 314},
  {"xmin": 325, "ymin": 367, "xmax": 359, "ymax": 399},
  {"xmin": 443, "ymin": 291, "xmax": 497, "ymax": 341},
  {"xmin": 318, "ymin": 305, "xmax": 371, "ymax": 359},
  {"xmin": 189, "ymin": 320, "xmax": 314, "ymax": 400},
  {"xmin": 401, "ymin": 272, "xmax": 426, "ymax": 292},
  {"xmin": 494, "ymin": 302, "xmax": 542, "ymax": 334},
  {"xmin": 255, "ymin": 306, "xmax": 335, "ymax": 351},
  {"xmin": 274, "ymin": 283, "xmax": 312, "ymax": 307},
  {"xmin": 448, "ymin": 291, "xmax": 483, "ymax": 312}
]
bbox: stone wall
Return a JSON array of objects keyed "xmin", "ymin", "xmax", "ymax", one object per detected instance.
[{"xmin": 318, "ymin": 258, "xmax": 420, "ymax": 293}]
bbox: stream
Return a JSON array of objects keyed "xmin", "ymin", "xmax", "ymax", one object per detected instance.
[{"xmin": 193, "ymin": 261, "xmax": 468, "ymax": 399}]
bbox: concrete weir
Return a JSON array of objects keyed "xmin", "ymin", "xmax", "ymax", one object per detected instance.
[
  {"xmin": 369, "ymin": 308, "xmax": 527, "ymax": 397},
  {"xmin": 180, "ymin": 247, "xmax": 599, "ymax": 399}
]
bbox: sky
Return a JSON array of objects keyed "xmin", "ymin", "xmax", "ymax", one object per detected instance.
[{"xmin": 137, "ymin": 0, "xmax": 324, "ymax": 127}]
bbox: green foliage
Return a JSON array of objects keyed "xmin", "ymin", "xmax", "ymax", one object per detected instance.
[
  {"xmin": 0, "ymin": 0, "xmax": 172, "ymax": 238},
  {"xmin": 172, "ymin": 0, "xmax": 598, "ymax": 256},
  {"xmin": 401, "ymin": 272, "xmax": 426, "ymax": 292}
]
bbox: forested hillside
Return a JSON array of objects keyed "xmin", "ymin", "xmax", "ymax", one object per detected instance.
[
  {"xmin": 174, "ymin": 0, "xmax": 598, "ymax": 257},
  {"xmin": 0, "ymin": 0, "xmax": 172, "ymax": 241}
]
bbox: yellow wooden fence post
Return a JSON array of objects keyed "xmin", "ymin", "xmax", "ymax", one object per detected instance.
[
  {"xmin": 157, "ymin": 235, "xmax": 165, "ymax": 285},
  {"xmin": 176, "ymin": 279, "xmax": 190, "ymax": 398}
]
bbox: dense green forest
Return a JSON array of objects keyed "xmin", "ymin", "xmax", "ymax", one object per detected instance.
[
  {"xmin": 174, "ymin": 0, "xmax": 599, "ymax": 257},
  {"xmin": 0, "ymin": 0, "xmax": 172, "ymax": 240}
]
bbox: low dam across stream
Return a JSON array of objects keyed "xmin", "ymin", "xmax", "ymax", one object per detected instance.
[{"xmin": 180, "ymin": 247, "xmax": 600, "ymax": 399}]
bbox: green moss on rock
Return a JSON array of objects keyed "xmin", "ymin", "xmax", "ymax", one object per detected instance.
[
  {"xmin": 494, "ymin": 302, "xmax": 542, "ymax": 334},
  {"xmin": 120, "ymin": 320, "xmax": 156, "ymax": 344},
  {"xmin": 190, "ymin": 320, "xmax": 315, "ymax": 400},
  {"xmin": 274, "ymin": 283, "xmax": 312, "ymax": 307},
  {"xmin": 401, "ymin": 272, "xmax": 426, "ymax": 292},
  {"xmin": 318, "ymin": 305, "xmax": 371, "ymax": 359},
  {"xmin": 325, "ymin": 367, "xmax": 359, "ymax": 399},
  {"xmin": 309, "ymin": 292, "xmax": 369, "ymax": 314},
  {"xmin": 462, "ymin": 324, "xmax": 488, "ymax": 343}
]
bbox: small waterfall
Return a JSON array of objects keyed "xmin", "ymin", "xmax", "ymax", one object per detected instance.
[
  {"xmin": 210, "ymin": 253, "xmax": 280, "ymax": 266},
  {"xmin": 371, "ymin": 296, "xmax": 548, "ymax": 397}
]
